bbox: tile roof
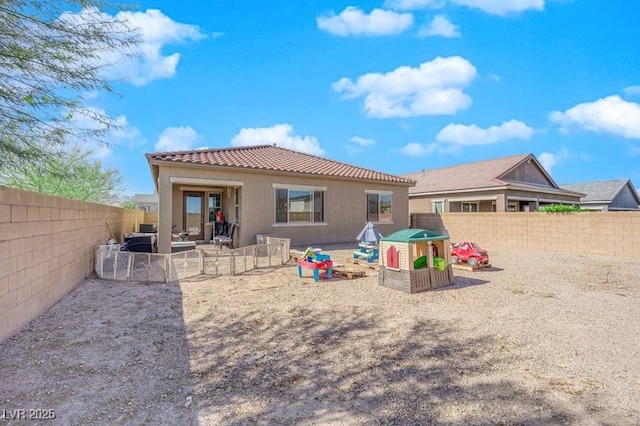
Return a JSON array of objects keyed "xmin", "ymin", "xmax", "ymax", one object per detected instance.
[
  {"xmin": 562, "ymin": 179, "xmax": 638, "ymax": 203},
  {"xmin": 146, "ymin": 145, "xmax": 415, "ymax": 185},
  {"xmin": 382, "ymin": 228, "xmax": 449, "ymax": 242},
  {"xmin": 403, "ymin": 153, "xmax": 541, "ymax": 194}
]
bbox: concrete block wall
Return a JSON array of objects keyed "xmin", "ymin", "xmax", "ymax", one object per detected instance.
[
  {"xmin": 144, "ymin": 212, "xmax": 159, "ymax": 225},
  {"xmin": 0, "ymin": 187, "xmax": 145, "ymax": 342},
  {"xmin": 412, "ymin": 212, "xmax": 640, "ymax": 258}
]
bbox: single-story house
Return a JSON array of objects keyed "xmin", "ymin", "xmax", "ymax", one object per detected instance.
[
  {"xmin": 146, "ymin": 145, "xmax": 415, "ymax": 253},
  {"xmin": 403, "ymin": 153, "xmax": 584, "ymax": 213},
  {"xmin": 561, "ymin": 179, "xmax": 640, "ymax": 211},
  {"xmin": 134, "ymin": 192, "xmax": 159, "ymax": 212}
]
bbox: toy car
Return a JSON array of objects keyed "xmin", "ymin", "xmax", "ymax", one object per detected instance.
[{"xmin": 450, "ymin": 242, "xmax": 489, "ymax": 267}]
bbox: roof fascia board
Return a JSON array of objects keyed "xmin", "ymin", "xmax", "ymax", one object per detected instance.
[
  {"xmin": 149, "ymin": 158, "xmax": 415, "ymax": 186},
  {"xmin": 410, "ymin": 185, "xmax": 509, "ymax": 197},
  {"xmin": 411, "ymin": 183, "xmax": 584, "ymax": 198},
  {"xmin": 507, "ymin": 183, "xmax": 585, "ymax": 197}
]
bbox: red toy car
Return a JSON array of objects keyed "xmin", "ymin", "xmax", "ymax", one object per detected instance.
[{"xmin": 450, "ymin": 242, "xmax": 489, "ymax": 266}]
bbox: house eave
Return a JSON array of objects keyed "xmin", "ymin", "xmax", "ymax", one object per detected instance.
[
  {"xmin": 148, "ymin": 158, "xmax": 415, "ymax": 187},
  {"xmin": 410, "ymin": 182, "xmax": 584, "ymax": 198}
]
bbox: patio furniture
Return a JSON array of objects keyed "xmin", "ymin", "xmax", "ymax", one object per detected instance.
[
  {"xmin": 353, "ymin": 242, "xmax": 379, "ymax": 263},
  {"xmin": 213, "ymin": 222, "xmax": 238, "ymax": 248}
]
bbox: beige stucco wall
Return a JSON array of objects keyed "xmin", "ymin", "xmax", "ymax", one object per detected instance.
[
  {"xmin": 156, "ymin": 163, "xmax": 411, "ymax": 252},
  {"xmin": 410, "ymin": 188, "xmax": 581, "ymax": 213},
  {"xmin": 0, "ymin": 187, "xmax": 145, "ymax": 342},
  {"xmin": 412, "ymin": 212, "xmax": 640, "ymax": 259}
]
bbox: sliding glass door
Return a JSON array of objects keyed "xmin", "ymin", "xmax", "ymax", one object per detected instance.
[{"xmin": 184, "ymin": 192, "xmax": 204, "ymax": 240}]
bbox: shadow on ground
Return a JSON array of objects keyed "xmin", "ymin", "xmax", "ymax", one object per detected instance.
[
  {"xmin": 440, "ymin": 276, "xmax": 490, "ymax": 290},
  {"xmin": 0, "ymin": 280, "xmax": 196, "ymax": 425},
  {"xmin": 187, "ymin": 306, "xmax": 587, "ymax": 425}
]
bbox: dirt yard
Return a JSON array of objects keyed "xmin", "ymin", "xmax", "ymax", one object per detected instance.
[{"xmin": 1, "ymin": 247, "xmax": 639, "ymax": 425}]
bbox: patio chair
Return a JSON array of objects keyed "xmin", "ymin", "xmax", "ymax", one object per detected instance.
[{"xmin": 214, "ymin": 222, "xmax": 238, "ymax": 248}]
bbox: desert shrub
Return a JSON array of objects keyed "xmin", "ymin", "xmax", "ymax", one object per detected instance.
[{"xmin": 537, "ymin": 204, "xmax": 587, "ymax": 212}]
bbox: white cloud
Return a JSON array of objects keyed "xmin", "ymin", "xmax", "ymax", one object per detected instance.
[
  {"xmin": 538, "ymin": 152, "xmax": 556, "ymax": 173},
  {"xmin": 401, "ymin": 142, "xmax": 438, "ymax": 156},
  {"xmin": 154, "ymin": 126, "xmax": 200, "ymax": 151},
  {"xmin": 418, "ymin": 15, "xmax": 460, "ymax": 38},
  {"xmin": 436, "ymin": 119, "xmax": 533, "ymax": 145},
  {"xmin": 451, "ymin": 0, "xmax": 544, "ymax": 16},
  {"xmin": 81, "ymin": 90, "xmax": 99, "ymax": 100},
  {"xmin": 550, "ymin": 95, "xmax": 640, "ymax": 139},
  {"xmin": 231, "ymin": 124, "xmax": 324, "ymax": 156},
  {"xmin": 346, "ymin": 136, "xmax": 375, "ymax": 154},
  {"xmin": 624, "ymin": 85, "xmax": 640, "ymax": 97},
  {"xmin": 538, "ymin": 148, "xmax": 569, "ymax": 173},
  {"xmin": 317, "ymin": 7, "xmax": 413, "ymax": 36},
  {"xmin": 350, "ymin": 136, "xmax": 376, "ymax": 147},
  {"xmin": 61, "ymin": 8, "xmax": 205, "ymax": 86},
  {"xmin": 384, "ymin": 0, "xmax": 544, "ymax": 15},
  {"xmin": 66, "ymin": 107, "xmax": 144, "ymax": 158},
  {"xmin": 332, "ymin": 56, "xmax": 476, "ymax": 118},
  {"xmin": 384, "ymin": 0, "xmax": 446, "ymax": 10}
]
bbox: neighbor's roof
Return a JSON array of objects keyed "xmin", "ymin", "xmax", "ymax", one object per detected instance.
[
  {"xmin": 382, "ymin": 228, "xmax": 449, "ymax": 243},
  {"xmin": 146, "ymin": 145, "xmax": 415, "ymax": 185},
  {"xmin": 562, "ymin": 179, "xmax": 640, "ymax": 203},
  {"xmin": 403, "ymin": 153, "xmax": 571, "ymax": 195}
]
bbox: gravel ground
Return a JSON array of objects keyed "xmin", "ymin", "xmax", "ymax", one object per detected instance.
[{"xmin": 1, "ymin": 247, "xmax": 639, "ymax": 425}]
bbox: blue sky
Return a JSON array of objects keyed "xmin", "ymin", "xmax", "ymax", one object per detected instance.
[{"xmin": 76, "ymin": 0, "xmax": 640, "ymax": 195}]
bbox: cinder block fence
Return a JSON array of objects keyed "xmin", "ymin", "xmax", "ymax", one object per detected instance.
[
  {"xmin": 0, "ymin": 188, "xmax": 145, "ymax": 342},
  {"xmin": 412, "ymin": 212, "xmax": 640, "ymax": 259},
  {"xmin": 3, "ymin": 190, "xmax": 639, "ymax": 343}
]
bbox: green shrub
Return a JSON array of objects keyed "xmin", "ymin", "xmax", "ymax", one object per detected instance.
[{"xmin": 537, "ymin": 204, "xmax": 587, "ymax": 212}]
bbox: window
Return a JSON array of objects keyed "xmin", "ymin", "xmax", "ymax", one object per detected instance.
[
  {"xmin": 275, "ymin": 188, "xmax": 324, "ymax": 223},
  {"xmin": 432, "ymin": 201, "xmax": 444, "ymax": 213},
  {"xmin": 462, "ymin": 202, "xmax": 478, "ymax": 212},
  {"xmin": 208, "ymin": 193, "xmax": 222, "ymax": 222},
  {"xmin": 234, "ymin": 188, "xmax": 240, "ymax": 221},
  {"xmin": 367, "ymin": 192, "xmax": 392, "ymax": 222}
]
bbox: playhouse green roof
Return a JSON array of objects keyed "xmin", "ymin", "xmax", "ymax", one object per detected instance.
[{"xmin": 381, "ymin": 228, "xmax": 449, "ymax": 243}]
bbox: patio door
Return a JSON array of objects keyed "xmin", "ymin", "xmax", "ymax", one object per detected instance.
[{"xmin": 184, "ymin": 192, "xmax": 204, "ymax": 240}]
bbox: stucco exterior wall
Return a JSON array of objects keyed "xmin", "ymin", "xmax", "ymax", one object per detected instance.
[
  {"xmin": 156, "ymin": 164, "xmax": 410, "ymax": 252},
  {"xmin": 410, "ymin": 188, "xmax": 581, "ymax": 214},
  {"xmin": 0, "ymin": 188, "xmax": 145, "ymax": 342}
]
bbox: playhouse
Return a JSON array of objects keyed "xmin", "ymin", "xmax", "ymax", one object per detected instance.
[{"xmin": 378, "ymin": 228, "xmax": 455, "ymax": 293}]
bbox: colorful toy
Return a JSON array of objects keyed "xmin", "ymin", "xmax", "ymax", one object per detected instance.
[
  {"xmin": 450, "ymin": 242, "xmax": 489, "ymax": 267},
  {"xmin": 378, "ymin": 229, "xmax": 454, "ymax": 293},
  {"xmin": 353, "ymin": 222, "xmax": 382, "ymax": 263},
  {"xmin": 297, "ymin": 248, "xmax": 333, "ymax": 282}
]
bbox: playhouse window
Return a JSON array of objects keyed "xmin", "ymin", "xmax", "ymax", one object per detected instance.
[
  {"xmin": 367, "ymin": 191, "xmax": 392, "ymax": 222},
  {"xmin": 275, "ymin": 188, "xmax": 324, "ymax": 223}
]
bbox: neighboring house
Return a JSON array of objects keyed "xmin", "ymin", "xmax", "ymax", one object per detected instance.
[
  {"xmin": 134, "ymin": 192, "xmax": 159, "ymax": 212},
  {"xmin": 403, "ymin": 153, "xmax": 583, "ymax": 213},
  {"xmin": 561, "ymin": 179, "xmax": 640, "ymax": 211},
  {"xmin": 146, "ymin": 145, "xmax": 415, "ymax": 253}
]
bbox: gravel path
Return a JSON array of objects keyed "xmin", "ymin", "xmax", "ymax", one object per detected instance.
[{"xmin": 1, "ymin": 248, "xmax": 639, "ymax": 425}]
